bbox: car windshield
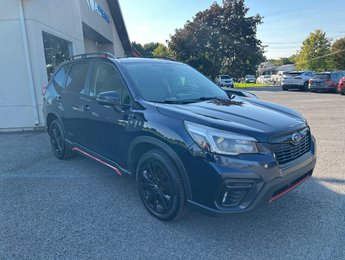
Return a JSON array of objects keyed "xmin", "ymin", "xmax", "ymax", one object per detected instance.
[
  {"xmin": 220, "ymin": 75, "xmax": 231, "ymax": 79},
  {"xmin": 123, "ymin": 62, "xmax": 228, "ymax": 103},
  {"xmin": 313, "ymin": 73, "xmax": 330, "ymax": 79}
]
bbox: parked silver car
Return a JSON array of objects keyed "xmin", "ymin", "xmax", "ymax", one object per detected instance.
[
  {"xmin": 245, "ymin": 75, "xmax": 256, "ymax": 83},
  {"xmin": 215, "ymin": 75, "xmax": 234, "ymax": 88},
  {"xmin": 281, "ymin": 71, "xmax": 314, "ymax": 91}
]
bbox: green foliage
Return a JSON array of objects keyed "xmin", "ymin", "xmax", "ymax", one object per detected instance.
[
  {"xmin": 132, "ymin": 42, "xmax": 160, "ymax": 57},
  {"xmin": 168, "ymin": 0, "xmax": 265, "ymax": 80},
  {"xmin": 268, "ymin": 57, "xmax": 295, "ymax": 67},
  {"xmin": 152, "ymin": 43, "xmax": 175, "ymax": 58},
  {"xmin": 295, "ymin": 29, "xmax": 333, "ymax": 72},
  {"xmin": 332, "ymin": 37, "xmax": 345, "ymax": 70}
]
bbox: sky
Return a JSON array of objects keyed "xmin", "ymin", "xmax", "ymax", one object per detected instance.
[{"xmin": 119, "ymin": 0, "xmax": 345, "ymax": 59}]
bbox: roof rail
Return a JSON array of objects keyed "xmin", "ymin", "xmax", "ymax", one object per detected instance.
[
  {"xmin": 142, "ymin": 56, "xmax": 177, "ymax": 62},
  {"xmin": 68, "ymin": 52, "xmax": 116, "ymax": 61}
]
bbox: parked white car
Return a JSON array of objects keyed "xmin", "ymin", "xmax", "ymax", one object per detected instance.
[
  {"xmin": 281, "ymin": 71, "xmax": 314, "ymax": 91},
  {"xmin": 256, "ymin": 75, "xmax": 272, "ymax": 84},
  {"xmin": 215, "ymin": 75, "xmax": 234, "ymax": 88}
]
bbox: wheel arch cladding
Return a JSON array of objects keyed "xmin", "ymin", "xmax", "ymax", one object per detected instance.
[
  {"xmin": 127, "ymin": 136, "xmax": 193, "ymax": 200},
  {"xmin": 46, "ymin": 113, "xmax": 58, "ymax": 132}
]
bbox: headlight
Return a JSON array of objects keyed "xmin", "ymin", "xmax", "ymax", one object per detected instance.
[{"xmin": 185, "ymin": 121, "xmax": 258, "ymax": 156}]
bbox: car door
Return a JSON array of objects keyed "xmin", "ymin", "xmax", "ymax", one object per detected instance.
[
  {"xmin": 61, "ymin": 62, "xmax": 92, "ymax": 144},
  {"xmin": 78, "ymin": 61, "xmax": 132, "ymax": 165}
]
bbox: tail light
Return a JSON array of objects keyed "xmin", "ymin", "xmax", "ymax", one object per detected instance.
[{"xmin": 325, "ymin": 80, "xmax": 334, "ymax": 86}]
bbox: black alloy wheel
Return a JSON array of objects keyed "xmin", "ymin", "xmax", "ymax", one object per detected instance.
[
  {"xmin": 302, "ymin": 82, "xmax": 309, "ymax": 91},
  {"xmin": 49, "ymin": 119, "xmax": 73, "ymax": 160},
  {"xmin": 137, "ymin": 150, "xmax": 185, "ymax": 221}
]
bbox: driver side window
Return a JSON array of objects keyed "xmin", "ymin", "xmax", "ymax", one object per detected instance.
[{"xmin": 89, "ymin": 62, "xmax": 130, "ymax": 105}]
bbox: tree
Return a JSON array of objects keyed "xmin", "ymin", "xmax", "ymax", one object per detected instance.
[
  {"xmin": 295, "ymin": 29, "xmax": 333, "ymax": 71},
  {"xmin": 332, "ymin": 37, "xmax": 345, "ymax": 70},
  {"xmin": 268, "ymin": 57, "xmax": 295, "ymax": 67},
  {"xmin": 168, "ymin": 0, "xmax": 264, "ymax": 80},
  {"xmin": 152, "ymin": 43, "xmax": 175, "ymax": 58},
  {"xmin": 132, "ymin": 42, "xmax": 160, "ymax": 57}
]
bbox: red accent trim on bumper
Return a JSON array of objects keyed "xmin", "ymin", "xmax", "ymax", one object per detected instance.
[
  {"xmin": 72, "ymin": 147, "xmax": 122, "ymax": 176},
  {"xmin": 269, "ymin": 175, "xmax": 311, "ymax": 203}
]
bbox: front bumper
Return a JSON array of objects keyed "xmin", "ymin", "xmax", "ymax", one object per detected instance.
[
  {"xmin": 185, "ymin": 136, "xmax": 317, "ymax": 215},
  {"xmin": 220, "ymin": 82, "xmax": 234, "ymax": 87}
]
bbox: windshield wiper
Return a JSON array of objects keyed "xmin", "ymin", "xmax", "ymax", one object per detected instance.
[
  {"xmin": 197, "ymin": 96, "xmax": 219, "ymax": 101},
  {"xmin": 154, "ymin": 96, "xmax": 226, "ymax": 104},
  {"xmin": 154, "ymin": 99, "xmax": 195, "ymax": 104}
]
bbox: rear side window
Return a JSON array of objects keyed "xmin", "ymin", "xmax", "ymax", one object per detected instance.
[
  {"xmin": 53, "ymin": 65, "xmax": 70, "ymax": 89},
  {"xmin": 65, "ymin": 63, "xmax": 91, "ymax": 94}
]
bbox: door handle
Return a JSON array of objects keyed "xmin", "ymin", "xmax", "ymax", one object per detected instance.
[{"xmin": 81, "ymin": 104, "xmax": 90, "ymax": 111}]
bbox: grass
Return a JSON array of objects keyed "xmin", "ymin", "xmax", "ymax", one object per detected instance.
[{"xmin": 234, "ymin": 83, "xmax": 274, "ymax": 88}]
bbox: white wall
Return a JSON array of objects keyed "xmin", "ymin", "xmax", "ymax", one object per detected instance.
[
  {"xmin": 0, "ymin": 0, "xmax": 128, "ymax": 129},
  {"xmin": 0, "ymin": 17, "xmax": 36, "ymax": 128},
  {"xmin": 84, "ymin": 37, "xmax": 98, "ymax": 53}
]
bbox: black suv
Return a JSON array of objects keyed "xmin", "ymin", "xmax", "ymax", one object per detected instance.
[{"xmin": 43, "ymin": 53, "xmax": 317, "ymax": 221}]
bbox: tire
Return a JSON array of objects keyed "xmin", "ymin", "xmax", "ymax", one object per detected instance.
[
  {"xmin": 341, "ymin": 91, "xmax": 345, "ymax": 96},
  {"xmin": 136, "ymin": 149, "xmax": 186, "ymax": 221},
  {"xmin": 282, "ymin": 86, "xmax": 288, "ymax": 91},
  {"xmin": 49, "ymin": 119, "xmax": 74, "ymax": 160},
  {"xmin": 302, "ymin": 82, "xmax": 309, "ymax": 91}
]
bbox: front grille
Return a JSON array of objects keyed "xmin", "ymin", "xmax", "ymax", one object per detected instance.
[{"xmin": 271, "ymin": 130, "xmax": 311, "ymax": 165}]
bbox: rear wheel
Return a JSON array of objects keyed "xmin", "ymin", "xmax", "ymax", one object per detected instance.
[
  {"xmin": 302, "ymin": 82, "xmax": 309, "ymax": 91},
  {"xmin": 49, "ymin": 119, "xmax": 74, "ymax": 160},
  {"xmin": 136, "ymin": 149, "xmax": 186, "ymax": 221}
]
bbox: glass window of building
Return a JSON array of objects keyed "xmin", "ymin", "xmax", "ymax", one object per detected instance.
[{"xmin": 43, "ymin": 32, "xmax": 73, "ymax": 80}]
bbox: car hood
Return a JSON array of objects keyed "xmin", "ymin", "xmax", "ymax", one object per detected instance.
[{"xmin": 155, "ymin": 97, "xmax": 307, "ymax": 143}]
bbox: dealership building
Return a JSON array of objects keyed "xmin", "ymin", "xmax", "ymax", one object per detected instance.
[{"xmin": 0, "ymin": 0, "xmax": 132, "ymax": 130}]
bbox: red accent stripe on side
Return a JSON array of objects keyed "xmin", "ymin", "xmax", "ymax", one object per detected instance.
[
  {"xmin": 72, "ymin": 147, "xmax": 122, "ymax": 176},
  {"xmin": 269, "ymin": 175, "xmax": 311, "ymax": 203}
]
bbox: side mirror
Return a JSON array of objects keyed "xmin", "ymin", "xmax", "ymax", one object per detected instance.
[{"xmin": 96, "ymin": 91, "xmax": 120, "ymax": 106}]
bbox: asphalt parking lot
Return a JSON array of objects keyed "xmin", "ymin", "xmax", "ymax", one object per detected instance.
[{"xmin": 1, "ymin": 87, "xmax": 344, "ymax": 259}]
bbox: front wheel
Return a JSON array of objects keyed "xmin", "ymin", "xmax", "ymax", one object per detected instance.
[{"xmin": 136, "ymin": 150, "xmax": 186, "ymax": 221}]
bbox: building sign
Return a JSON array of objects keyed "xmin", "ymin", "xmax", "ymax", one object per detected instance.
[{"xmin": 87, "ymin": 0, "xmax": 110, "ymax": 24}]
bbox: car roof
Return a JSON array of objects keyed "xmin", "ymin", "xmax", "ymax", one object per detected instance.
[{"xmin": 116, "ymin": 57, "xmax": 179, "ymax": 65}]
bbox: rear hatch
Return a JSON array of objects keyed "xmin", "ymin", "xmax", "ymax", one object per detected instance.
[
  {"xmin": 309, "ymin": 73, "xmax": 331, "ymax": 88},
  {"xmin": 282, "ymin": 72, "xmax": 303, "ymax": 84}
]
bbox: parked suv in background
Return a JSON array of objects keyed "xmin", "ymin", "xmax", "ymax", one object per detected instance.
[
  {"xmin": 338, "ymin": 77, "xmax": 345, "ymax": 95},
  {"xmin": 309, "ymin": 71, "xmax": 345, "ymax": 92},
  {"xmin": 215, "ymin": 75, "xmax": 234, "ymax": 88},
  {"xmin": 43, "ymin": 53, "xmax": 316, "ymax": 221},
  {"xmin": 245, "ymin": 75, "xmax": 256, "ymax": 83},
  {"xmin": 281, "ymin": 71, "xmax": 314, "ymax": 91}
]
